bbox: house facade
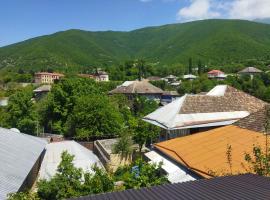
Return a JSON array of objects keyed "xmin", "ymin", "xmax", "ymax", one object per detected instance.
[
  {"xmin": 207, "ymin": 70, "xmax": 226, "ymax": 79},
  {"xmin": 35, "ymin": 72, "xmax": 64, "ymax": 84},
  {"xmin": 79, "ymin": 70, "xmax": 109, "ymax": 82}
]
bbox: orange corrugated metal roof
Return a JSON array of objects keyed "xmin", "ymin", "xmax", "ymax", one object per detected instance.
[{"xmin": 154, "ymin": 125, "xmax": 269, "ymax": 178}]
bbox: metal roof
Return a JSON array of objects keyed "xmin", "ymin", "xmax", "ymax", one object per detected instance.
[
  {"xmin": 39, "ymin": 141, "xmax": 103, "ymax": 180},
  {"xmin": 143, "ymin": 85, "xmax": 267, "ymax": 130},
  {"xmin": 70, "ymin": 174, "xmax": 270, "ymax": 200},
  {"xmin": 0, "ymin": 127, "xmax": 47, "ymax": 199},
  {"xmin": 33, "ymin": 85, "xmax": 52, "ymax": 92},
  {"xmin": 154, "ymin": 125, "xmax": 269, "ymax": 178},
  {"xmin": 145, "ymin": 151, "xmax": 196, "ymax": 183}
]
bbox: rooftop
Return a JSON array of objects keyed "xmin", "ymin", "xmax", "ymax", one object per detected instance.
[
  {"xmin": 0, "ymin": 127, "xmax": 47, "ymax": 199},
  {"xmin": 109, "ymin": 80, "xmax": 164, "ymax": 94},
  {"xmin": 154, "ymin": 125, "xmax": 268, "ymax": 178},
  {"xmin": 35, "ymin": 72, "xmax": 64, "ymax": 76},
  {"xmin": 70, "ymin": 174, "xmax": 270, "ymax": 200},
  {"xmin": 33, "ymin": 85, "xmax": 52, "ymax": 92},
  {"xmin": 239, "ymin": 67, "xmax": 263, "ymax": 74},
  {"xmin": 143, "ymin": 85, "xmax": 267, "ymax": 130},
  {"xmin": 39, "ymin": 141, "xmax": 103, "ymax": 180},
  {"xmin": 208, "ymin": 70, "xmax": 224, "ymax": 74}
]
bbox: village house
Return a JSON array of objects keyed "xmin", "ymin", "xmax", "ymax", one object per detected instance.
[
  {"xmin": 143, "ymin": 85, "xmax": 267, "ymax": 140},
  {"xmin": 70, "ymin": 174, "xmax": 270, "ymax": 200},
  {"xmin": 33, "ymin": 85, "xmax": 52, "ymax": 100},
  {"xmin": 161, "ymin": 90, "xmax": 180, "ymax": 105},
  {"xmin": 183, "ymin": 74, "xmax": 197, "ymax": 80},
  {"xmin": 0, "ymin": 127, "xmax": 47, "ymax": 199},
  {"xmin": 163, "ymin": 75, "xmax": 177, "ymax": 83},
  {"xmin": 238, "ymin": 67, "xmax": 262, "ymax": 79},
  {"xmin": 146, "ymin": 107, "xmax": 270, "ymax": 183},
  {"xmin": 34, "ymin": 72, "xmax": 64, "ymax": 84},
  {"xmin": 79, "ymin": 70, "xmax": 109, "ymax": 82},
  {"xmin": 109, "ymin": 80, "xmax": 164, "ymax": 101},
  {"xmin": 39, "ymin": 140, "xmax": 103, "ymax": 180},
  {"xmin": 207, "ymin": 69, "xmax": 226, "ymax": 80}
]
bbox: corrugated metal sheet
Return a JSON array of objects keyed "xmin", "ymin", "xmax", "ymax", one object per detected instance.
[
  {"xmin": 155, "ymin": 125, "xmax": 270, "ymax": 178},
  {"xmin": 145, "ymin": 151, "xmax": 196, "ymax": 183},
  {"xmin": 0, "ymin": 127, "xmax": 47, "ymax": 199},
  {"xmin": 39, "ymin": 141, "xmax": 103, "ymax": 180},
  {"xmin": 70, "ymin": 174, "xmax": 270, "ymax": 200}
]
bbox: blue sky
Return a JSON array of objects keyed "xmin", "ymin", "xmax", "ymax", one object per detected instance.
[{"xmin": 1, "ymin": 0, "xmax": 270, "ymax": 47}]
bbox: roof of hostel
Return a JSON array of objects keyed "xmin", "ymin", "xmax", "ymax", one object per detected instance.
[
  {"xmin": 154, "ymin": 125, "xmax": 269, "ymax": 178},
  {"xmin": 143, "ymin": 85, "xmax": 267, "ymax": 130},
  {"xmin": 70, "ymin": 174, "xmax": 270, "ymax": 200}
]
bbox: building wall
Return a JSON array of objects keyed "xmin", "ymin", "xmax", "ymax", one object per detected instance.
[
  {"xmin": 18, "ymin": 149, "xmax": 46, "ymax": 192},
  {"xmin": 35, "ymin": 73, "xmax": 63, "ymax": 84}
]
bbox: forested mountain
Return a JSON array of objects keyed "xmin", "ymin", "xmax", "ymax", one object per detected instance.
[{"xmin": 1, "ymin": 19, "xmax": 270, "ymax": 72}]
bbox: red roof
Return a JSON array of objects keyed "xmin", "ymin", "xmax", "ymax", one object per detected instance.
[{"xmin": 208, "ymin": 70, "xmax": 224, "ymax": 74}]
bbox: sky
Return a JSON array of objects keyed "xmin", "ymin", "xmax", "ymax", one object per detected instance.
[{"xmin": 1, "ymin": 0, "xmax": 270, "ymax": 47}]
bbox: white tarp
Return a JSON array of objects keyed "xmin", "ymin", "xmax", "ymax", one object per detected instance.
[
  {"xmin": 145, "ymin": 151, "xmax": 196, "ymax": 183},
  {"xmin": 39, "ymin": 141, "xmax": 103, "ymax": 180}
]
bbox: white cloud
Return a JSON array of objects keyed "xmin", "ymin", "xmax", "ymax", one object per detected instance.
[
  {"xmin": 228, "ymin": 0, "xmax": 270, "ymax": 20},
  {"xmin": 177, "ymin": 0, "xmax": 220, "ymax": 21}
]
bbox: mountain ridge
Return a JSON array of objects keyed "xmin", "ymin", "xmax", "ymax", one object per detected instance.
[{"xmin": 1, "ymin": 19, "xmax": 270, "ymax": 71}]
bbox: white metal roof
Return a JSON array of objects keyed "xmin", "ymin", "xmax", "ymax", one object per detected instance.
[
  {"xmin": 33, "ymin": 85, "xmax": 51, "ymax": 92},
  {"xmin": 121, "ymin": 81, "xmax": 134, "ymax": 87},
  {"xmin": 145, "ymin": 151, "xmax": 196, "ymax": 183},
  {"xmin": 0, "ymin": 127, "xmax": 47, "ymax": 199},
  {"xmin": 39, "ymin": 141, "xmax": 103, "ymax": 180},
  {"xmin": 183, "ymin": 74, "xmax": 197, "ymax": 79},
  {"xmin": 207, "ymin": 85, "xmax": 227, "ymax": 96}
]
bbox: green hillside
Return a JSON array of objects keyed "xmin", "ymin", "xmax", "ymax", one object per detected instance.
[{"xmin": 1, "ymin": 19, "xmax": 270, "ymax": 71}]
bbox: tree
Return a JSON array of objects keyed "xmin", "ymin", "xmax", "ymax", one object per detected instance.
[
  {"xmin": 133, "ymin": 120, "xmax": 159, "ymax": 152},
  {"xmin": 198, "ymin": 60, "xmax": 202, "ymax": 75},
  {"xmin": 113, "ymin": 132, "xmax": 134, "ymax": 157},
  {"xmin": 114, "ymin": 159, "xmax": 168, "ymax": 189},
  {"xmin": 188, "ymin": 58, "xmax": 193, "ymax": 74},
  {"xmin": 132, "ymin": 96, "xmax": 158, "ymax": 117},
  {"xmin": 37, "ymin": 151, "xmax": 115, "ymax": 200},
  {"xmin": 5, "ymin": 86, "xmax": 38, "ymax": 134},
  {"xmin": 67, "ymin": 95, "xmax": 124, "ymax": 139},
  {"xmin": 8, "ymin": 192, "xmax": 40, "ymax": 200},
  {"xmin": 37, "ymin": 151, "xmax": 83, "ymax": 200}
]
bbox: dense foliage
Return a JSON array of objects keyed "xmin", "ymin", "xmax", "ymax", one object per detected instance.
[{"xmin": 8, "ymin": 151, "xmax": 168, "ymax": 200}]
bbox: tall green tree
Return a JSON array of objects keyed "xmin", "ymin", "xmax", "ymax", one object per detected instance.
[
  {"xmin": 5, "ymin": 86, "xmax": 37, "ymax": 134},
  {"xmin": 188, "ymin": 58, "xmax": 193, "ymax": 74},
  {"xmin": 67, "ymin": 95, "xmax": 124, "ymax": 139}
]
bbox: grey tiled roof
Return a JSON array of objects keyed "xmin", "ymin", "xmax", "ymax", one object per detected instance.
[
  {"xmin": 234, "ymin": 105, "xmax": 270, "ymax": 133},
  {"xmin": 70, "ymin": 174, "xmax": 270, "ymax": 200},
  {"xmin": 180, "ymin": 86, "xmax": 267, "ymax": 114},
  {"xmin": 0, "ymin": 128, "xmax": 47, "ymax": 199},
  {"xmin": 110, "ymin": 81, "xmax": 164, "ymax": 94}
]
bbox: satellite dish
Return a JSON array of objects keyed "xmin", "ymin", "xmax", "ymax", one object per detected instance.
[{"xmin": 10, "ymin": 128, "xmax": 20, "ymax": 133}]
